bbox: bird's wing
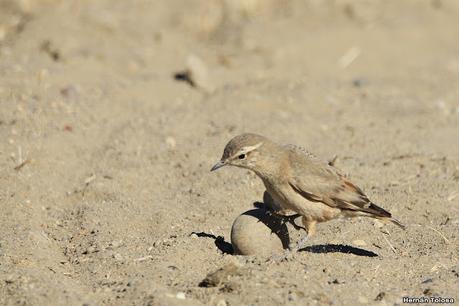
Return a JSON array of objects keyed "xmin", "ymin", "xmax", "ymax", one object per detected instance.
[{"xmin": 284, "ymin": 144, "xmax": 391, "ymax": 218}]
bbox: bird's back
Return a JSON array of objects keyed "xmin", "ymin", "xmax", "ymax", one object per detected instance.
[
  {"xmin": 283, "ymin": 144, "xmax": 341, "ymax": 183},
  {"xmin": 282, "ymin": 144, "xmax": 397, "ymax": 221}
]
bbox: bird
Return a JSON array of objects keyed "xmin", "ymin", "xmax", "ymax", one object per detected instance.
[{"xmin": 211, "ymin": 133, "xmax": 405, "ymax": 250}]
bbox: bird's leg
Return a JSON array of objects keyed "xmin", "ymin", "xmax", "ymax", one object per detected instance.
[
  {"xmin": 294, "ymin": 218, "xmax": 316, "ymax": 251},
  {"xmin": 266, "ymin": 209, "xmax": 306, "ymax": 230},
  {"xmin": 295, "ymin": 236, "xmax": 309, "ymax": 251},
  {"xmin": 265, "ymin": 210, "xmax": 315, "ymax": 260},
  {"xmin": 268, "ymin": 213, "xmax": 309, "ymax": 262},
  {"xmin": 262, "ymin": 191, "xmax": 306, "ymax": 231},
  {"xmin": 269, "ymin": 249, "xmax": 294, "ymax": 262}
]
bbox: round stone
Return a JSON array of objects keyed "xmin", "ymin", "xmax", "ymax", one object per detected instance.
[{"xmin": 231, "ymin": 208, "xmax": 290, "ymax": 256}]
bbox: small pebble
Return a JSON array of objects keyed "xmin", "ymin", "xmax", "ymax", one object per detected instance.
[
  {"xmin": 60, "ymin": 85, "xmax": 78, "ymax": 99},
  {"xmin": 176, "ymin": 292, "xmax": 186, "ymax": 300},
  {"xmin": 216, "ymin": 299, "xmax": 227, "ymax": 306},
  {"xmin": 166, "ymin": 137, "xmax": 176, "ymax": 149},
  {"xmin": 352, "ymin": 78, "xmax": 368, "ymax": 87},
  {"xmin": 421, "ymin": 278, "xmax": 433, "ymax": 284},
  {"xmin": 375, "ymin": 292, "xmax": 385, "ymax": 301},
  {"xmin": 37, "ymin": 69, "xmax": 49, "ymax": 82},
  {"xmin": 82, "ymin": 246, "xmax": 97, "ymax": 254},
  {"xmin": 5, "ymin": 275, "xmax": 15, "ymax": 284},
  {"xmin": 186, "ymin": 54, "xmax": 215, "ymax": 93},
  {"xmin": 199, "ymin": 263, "xmax": 242, "ymax": 288},
  {"xmin": 108, "ymin": 240, "xmax": 124, "ymax": 249},
  {"xmin": 373, "ymin": 220, "xmax": 384, "ymax": 228}
]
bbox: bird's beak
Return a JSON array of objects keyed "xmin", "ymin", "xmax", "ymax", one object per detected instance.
[{"xmin": 210, "ymin": 160, "xmax": 226, "ymax": 172}]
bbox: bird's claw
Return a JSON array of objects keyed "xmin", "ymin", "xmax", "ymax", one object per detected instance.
[
  {"xmin": 278, "ymin": 214, "xmax": 307, "ymax": 232},
  {"xmin": 264, "ymin": 210, "xmax": 307, "ymax": 234},
  {"xmin": 294, "ymin": 235, "xmax": 309, "ymax": 251}
]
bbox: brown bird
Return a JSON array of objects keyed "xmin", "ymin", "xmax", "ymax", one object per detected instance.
[{"xmin": 211, "ymin": 133, "xmax": 405, "ymax": 250}]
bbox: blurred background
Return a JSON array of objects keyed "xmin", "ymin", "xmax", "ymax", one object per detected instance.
[{"xmin": 1, "ymin": 1, "xmax": 458, "ymax": 305}]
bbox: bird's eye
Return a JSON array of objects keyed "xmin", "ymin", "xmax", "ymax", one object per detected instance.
[{"xmin": 238, "ymin": 154, "xmax": 246, "ymax": 160}]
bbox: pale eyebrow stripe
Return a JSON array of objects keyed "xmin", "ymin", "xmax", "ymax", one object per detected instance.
[
  {"xmin": 229, "ymin": 142, "xmax": 264, "ymax": 160},
  {"xmin": 241, "ymin": 142, "xmax": 263, "ymax": 153}
]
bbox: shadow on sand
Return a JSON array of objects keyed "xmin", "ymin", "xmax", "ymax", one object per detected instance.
[
  {"xmin": 300, "ymin": 244, "xmax": 378, "ymax": 257},
  {"xmin": 190, "ymin": 231, "xmax": 378, "ymax": 257},
  {"xmin": 190, "ymin": 231, "xmax": 233, "ymax": 254}
]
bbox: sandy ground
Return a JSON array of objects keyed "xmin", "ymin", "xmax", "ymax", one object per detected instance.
[{"xmin": 1, "ymin": 0, "xmax": 459, "ymax": 305}]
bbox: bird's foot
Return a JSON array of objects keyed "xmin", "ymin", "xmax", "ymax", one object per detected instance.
[
  {"xmin": 278, "ymin": 214, "xmax": 307, "ymax": 232},
  {"xmin": 293, "ymin": 235, "xmax": 309, "ymax": 251},
  {"xmin": 269, "ymin": 235, "xmax": 310, "ymax": 262},
  {"xmin": 269, "ymin": 249, "xmax": 294, "ymax": 262}
]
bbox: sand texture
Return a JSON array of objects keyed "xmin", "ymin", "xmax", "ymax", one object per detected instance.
[{"xmin": 1, "ymin": 1, "xmax": 459, "ymax": 305}]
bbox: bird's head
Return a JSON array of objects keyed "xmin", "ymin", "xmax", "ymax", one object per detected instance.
[{"xmin": 211, "ymin": 133, "xmax": 269, "ymax": 172}]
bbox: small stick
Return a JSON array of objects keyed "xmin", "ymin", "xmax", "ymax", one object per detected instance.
[
  {"xmin": 134, "ymin": 255, "xmax": 153, "ymax": 262},
  {"xmin": 14, "ymin": 159, "xmax": 31, "ymax": 171},
  {"xmin": 338, "ymin": 47, "xmax": 361, "ymax": 68},
  {"xmin": 382, "ymin": 234, "xmax": 396, "ymax": 253},
  {"xmin": 328, "ymin": 155, "xmax": 338, "ymax": 167},
  {"xmin": 373, "ymin": 264, "xmax": 380, "ymax": 279},
  {"xmin": 427, "ymin": 226, "xmax": 450, "ymax": 244},
  {"xmin": 84, "ymin": 174, "xmax": 96, "ymax": 185},
  {"xmin": 447, "ymin": 191, "xmax": 458, "ymax": 202}
]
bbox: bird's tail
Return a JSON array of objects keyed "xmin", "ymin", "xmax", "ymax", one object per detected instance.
[
  {"xmin": 365, "ymin": 201, "xmax": 406, "ymax": 230},
  {"xmin": 389, "ymin": 217, "xmax": 406, "ymax": 230},
  {"xmin": 376, "ymin": 216, "xmax": 406, "ymax": 230}
]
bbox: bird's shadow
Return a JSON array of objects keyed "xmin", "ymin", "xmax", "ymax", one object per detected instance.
[
  {"xmin": 300, "ymin": 244, "xmax": 378, "ymax": 257},
  {"xmin": 190, "ymin": 231, "xmax": 233, "ymax": 254}
]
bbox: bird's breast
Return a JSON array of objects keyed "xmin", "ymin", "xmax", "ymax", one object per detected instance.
[{"xmin": 262, "ymin": 179, "xmax": 295, "ymax": 211}]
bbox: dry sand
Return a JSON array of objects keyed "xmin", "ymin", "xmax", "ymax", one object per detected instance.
[{"xmin": 1, "ymin": 0, "xmax": 458, "ymax": 305}]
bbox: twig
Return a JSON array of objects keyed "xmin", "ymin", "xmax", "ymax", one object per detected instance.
[
  {"xmin": 447, "ymin": 191, "xmax": 458, "ymax": 202},
  {"xmin": 338, "ymin": 47, "xmax": 361, "ymax": 68},
  {"xmin": 84, "ymin": 174, "xmax": 96, "ymax": 185},
  {"xmin": 328, "ymin": 155, "xmax": 338, "ymax": 167},
  {"xmin": 373, "ymin": 264, "xmax": 380, "ymax": 279},
  {"xmin": 382, "ymin": 234, "xmax": 396, "ymax": 253},
  {"xmin": 427, "ymin": 226, "xmax": 450, "ymax": 244},
  {"xmin": 14, "ymin": 159, "xmax": 31, "ymax": 171},
  {"xmin": 134, "ymin": 255, "xmax": 153, "ymax": 262}
]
